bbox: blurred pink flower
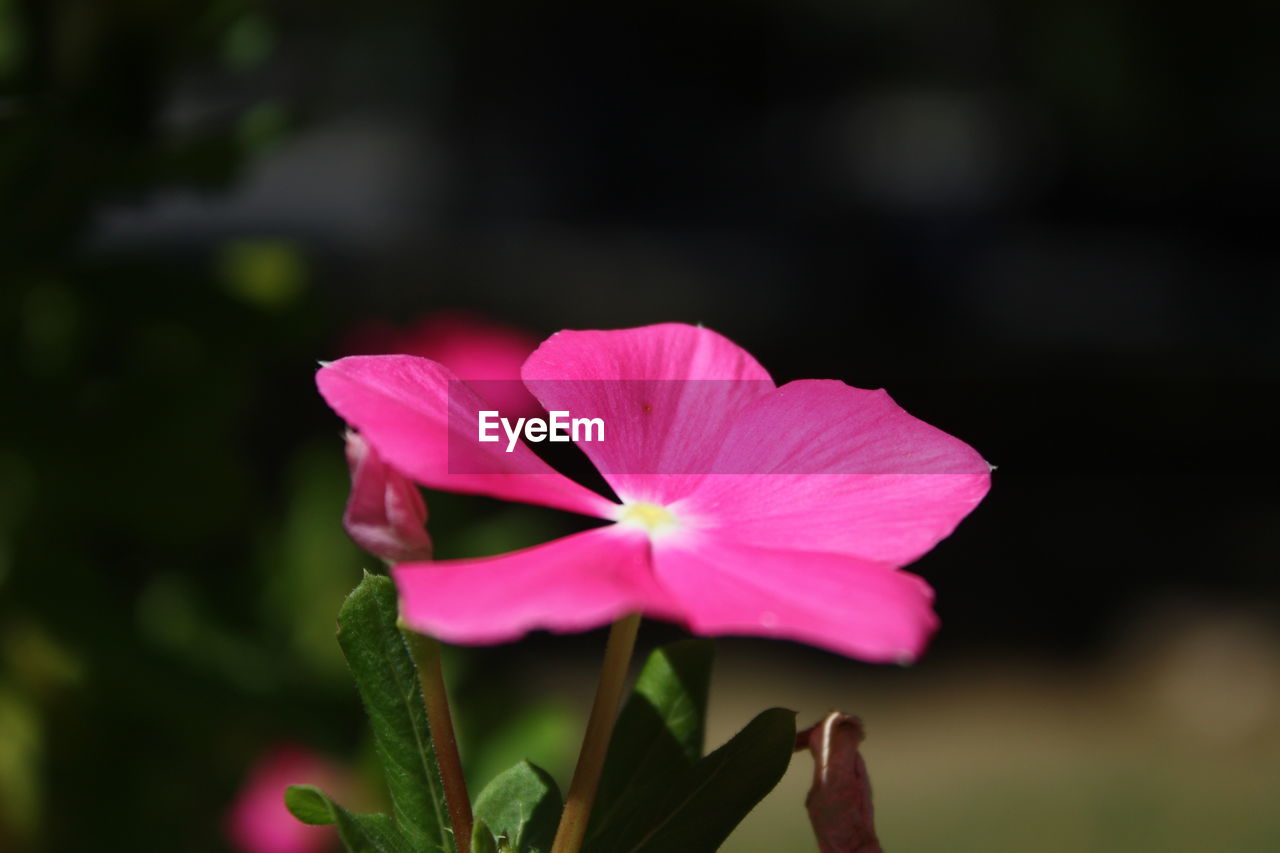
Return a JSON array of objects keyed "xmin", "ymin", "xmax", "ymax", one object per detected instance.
[
  {"xmin": 226, "ymin": 745, "xmax": 339, "ymax": 853},
  {"xmin": 343, "ymin": 429, "xmax": 433, "ymax": 563},
  {"xmin": 342, "ymin": 311, "xmax": 541, "ymax": 417},
  {"xmin": 317, "ymin": 323, "xmax": 990, "ymax": 662}
]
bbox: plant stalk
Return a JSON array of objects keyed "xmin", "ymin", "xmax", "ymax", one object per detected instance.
[
  {"xmin": 403, "ymin": 628, "xmax": 473, "ymax": 853},
  {"xmin": 551, "ymin": 612, "xmax": 643, "ymax": 853}
]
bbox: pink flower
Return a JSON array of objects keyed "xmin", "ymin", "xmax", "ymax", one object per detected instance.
[
  {"xmin": 343, "ymin": 429, "xmax": 433, "ymax": 563},
  {"xmin": 316, "ymin": 323, "xmax": 990, "ymax": 662},
  {"xmin": 226, "ymin": 745, "xmax": 339, "ymax": 853},
  {"xmin": 342, "ymin": 311, "xmax": 541, "ymax": 417}
]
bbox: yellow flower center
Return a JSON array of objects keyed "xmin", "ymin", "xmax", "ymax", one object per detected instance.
[{"xmin": 618, "ymin": 502, "xmax": 678, "ymax": 537}]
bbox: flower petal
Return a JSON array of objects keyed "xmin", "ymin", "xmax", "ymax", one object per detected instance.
[
  {"xmin": 345, "ymin": 312, "xmax": 543, "ymax": 417},
  {"xmin": 393, "ymin": 527, "xmax": 680, "ymax": 644},
  {"xmin": 521, "ymin": 323, "xmax": 775, "ymax": 505},
  {"xmin": 679, "ymin": 379, "xmax": 991, "ymax": 564},
  {"xmin": 652, "ymin": 534, "xmax": 938, "ymax": 662},
  {"xmin": 317, "ymin": 355, "xmax": 615, "ymax": 518}
]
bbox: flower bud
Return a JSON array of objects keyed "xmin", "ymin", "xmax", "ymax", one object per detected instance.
[
  {"xmin": 343, "ymin": 430, "xmax": 432, "ymax": 563},
  {"xmin": 796, "ymin": 712, "xmax": 881, "ymax": 853}
]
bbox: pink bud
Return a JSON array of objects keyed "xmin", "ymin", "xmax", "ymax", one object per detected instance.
[
  {"xmin": 795, "ymin": 712, "xmax": 882, "ymax": 853},
  {"xmin": 343, "ymin": 430, "xmax": 432, "ymax": 563},
  {"xmin": 226, "ymin": 745, "xmax": 340, "ymax": 853}
]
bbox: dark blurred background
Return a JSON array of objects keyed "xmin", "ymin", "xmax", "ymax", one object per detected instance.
[{"xmin": 2, "ymin": 1, "xmax": 1278, "ymax": 851}]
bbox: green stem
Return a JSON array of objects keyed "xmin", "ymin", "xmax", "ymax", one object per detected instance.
[
  {"xmin": 403, "ymin": 628, "xmax": 473, "ymax": 853},
  {"xmin": 551, "ymin": 613, "xmax": 642, "ymax": 853}
]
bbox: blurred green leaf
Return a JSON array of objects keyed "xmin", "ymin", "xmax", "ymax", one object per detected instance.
[
  {"xmin": 585, "ymin": 708, "xmax": 795, "ymax": 853},
  {"xmin": 586, "ymin": 639, "xmax": 713, "ymax": 849},
  {"xmin": 338, "ymin": 573, "xmax": 455, "ymax": 853},
  {"xmin": 0, "ymin": 447, "xmax": 35, "ymax": 592},
  {"xmin": 262, "ymin": 441, "xmax": 361, "ymax": 678},
  {"xmin": 467, "ymin": 700, "xmax": 575, "ymax": 794},
  {"xmin": 473, "ymin": 760, "xmax": 562, "ymax": 853},
  {"xmin": 218, "ymin": 239, "xmax": 307, "ymax": 310},
  {"xmin": 238, "ymin": 100, "xmax": 290, "ymax": 154},
  {"xmin": 19, "ymin": 281, "xmax": 79, "ymax": 376},
  {"xmin": 445, "ymin": 507, "xmax": 564, "ymax": 561},
  {"xmin": 2, "ymin": 620, "xmax": 81, "ymax": 694},
  {"xmin": 0, "ymin": 0, "xmax": 23, "ymax": 79},
  {"xmin": 286, "ymin": 784, "xmax": 414, "ymax": 853},
  {"xmin": 0, "ymin": 684, "xmax": 40, "ymax": 840},
  {"xmin": 222, "ymin": 13, "xmax": 274, "ymax": 72},
  {"xmin": 136, "ymin": 574, "xmax": 274, "ymax": 693}
]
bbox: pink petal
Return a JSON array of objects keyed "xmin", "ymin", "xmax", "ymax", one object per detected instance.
[
  {"xmin": 342, "ymin": 430, "xmax": 433, "ymax": 563},
  {"xmin": 226, "ymin": 745, "xmax": 339, "ymax": 853},
  {"xmin": 652, "ymin": 533, "xmax": 938, "ymax": 662},
  {"xmin": 345, "ymin": 312, "xmax": 542, "ymax": 417},
  {"xmin": 680, "ymin": 380, "xmax": 991, "ymax": 564},
  {"xmin": 402, "ymin": 312, "xmax": 539, "ymax": 379},
  {"xmin": 521, "ymin": 324, "xmax": 775, "ymax": 505},
  {"xmin": 317, "ymin": 355, "xmax": 615, "ymax": 518},
  {"xmin": 393, "ymin": 527, "xmax": 681, "ymax": 644}
]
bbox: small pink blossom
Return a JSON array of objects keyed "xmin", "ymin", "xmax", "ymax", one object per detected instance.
[
  {"xmin": 342, "ymin": 311, "xmax": 541, "ymax": 417},
  {"xmin": 316, "ymin": 323, "xmax": 990, "ymax": 662},
  {"xmin": 343, "ymin": 429, "xmax": 433, "ymax": 563},
  {"xmin": 226, "ymin": 745, "xmax": 339, "ymax": 853}
]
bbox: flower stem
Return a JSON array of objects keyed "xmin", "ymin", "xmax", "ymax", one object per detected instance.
[
  {"xmin": 551, "ymin": 612, "xmax": 642, "ymax": 853},
  {"xmin": 403, "ymin": 628, "xmax": 473, "ymax": 853}
]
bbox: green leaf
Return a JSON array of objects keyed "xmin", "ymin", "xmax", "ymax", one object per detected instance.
[
  {"xmin": 471, "ymin": 820, "xmax": 500, "ymax": 853},
  {"xmin": 473, "ymin": 760, "xmax": 563, "ymax": 853},
  {"xmin": 285, "ymin": 784, "xmax": 336, "ymax": 825},
  {"xmin": 338, "ymin": 572, "xmax": 454, "ymax": 852},
  {"xmin": 284, "ymin": 784, "xmax": 415, "ymax": 853},
  {"xmin": 586, "ymin": 639, "xmax": 713, "ymax": 849},
  {"xmin": 586, "ymin": 708, "xmax": 796, "ymax": 853}
]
